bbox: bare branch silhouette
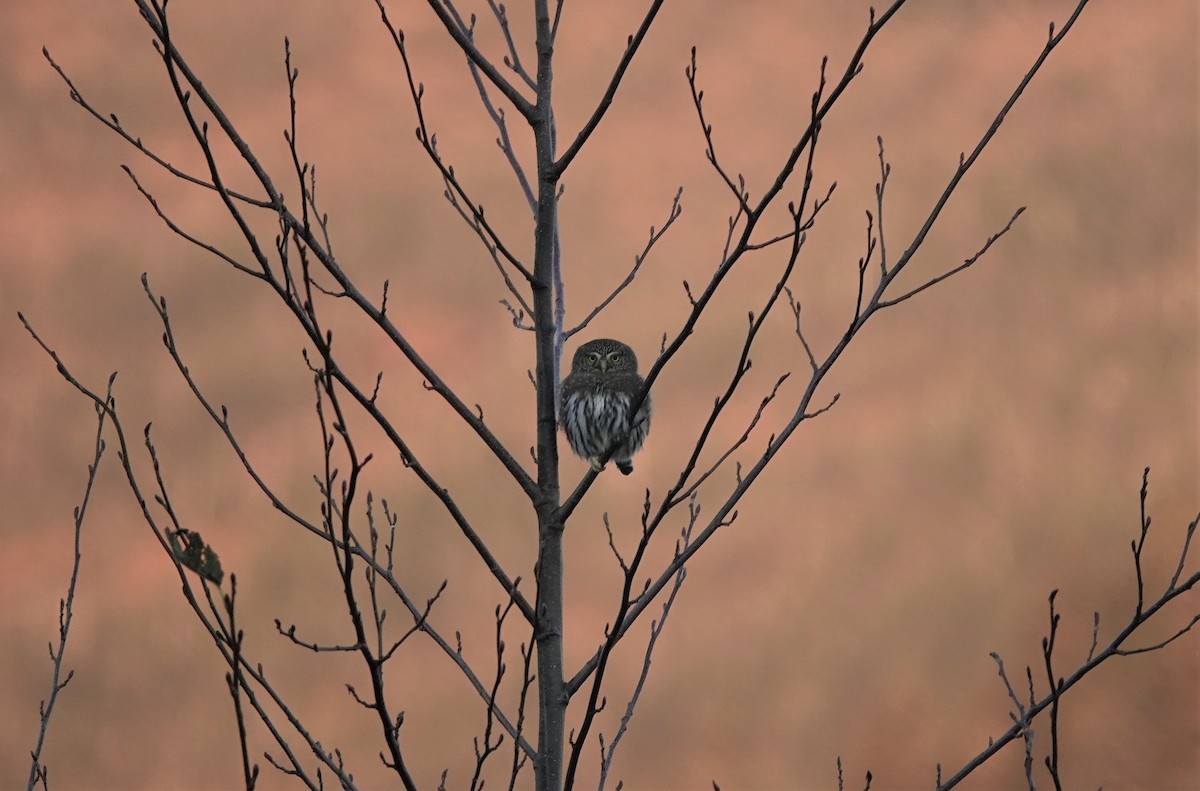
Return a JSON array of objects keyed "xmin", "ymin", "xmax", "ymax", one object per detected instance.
[
  {"xmin": 566, "ymin": 187, "xmax": 684, "ymax": 338},
  {"xmin": 597, "ymin": 540, "xmax": 688, "ymax": 791},
  {"xmin": 25, "ymin": 0, "xmax": 1194, "ymax": 788},
  {"xmin": 941, "ymin": 469, "xmax": 1200, "ymax": 790},
  {"xmin": 555, "ymin": 0, "xmax": 669, "ymax": 174},
  {"xmin": 401, "ymin": 0, "xmax": 535, "ymax": 120},
  {"xmin": 25, "ymin": 377, "xmax": 109, "ymax": 791},
  {"xmin": 564, "ymin": 5, "xmax": 1099, "ymax": 688}
]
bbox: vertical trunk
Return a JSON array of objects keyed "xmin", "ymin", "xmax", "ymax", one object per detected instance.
[{"xmin": 531, "ymin": 2, "xmax": 565, "ymax": 790}]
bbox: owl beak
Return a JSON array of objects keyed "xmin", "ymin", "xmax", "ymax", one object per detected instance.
[{"xmin": 598, "ymin": 358, "xmax": 608, "ymax": 373}]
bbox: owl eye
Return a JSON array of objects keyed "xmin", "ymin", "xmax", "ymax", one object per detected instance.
[
  {"xmin": 608, "ymin": 353, "xmax": 622, "ymax": 364},
  {"xmin": 586, "ymin": 352, "xmax": 601, "ymax": 365}
]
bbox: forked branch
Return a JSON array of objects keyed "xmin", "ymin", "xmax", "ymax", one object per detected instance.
[{"xmin": 941, "ymin": 469, "xmax": 1200, "ymax": 790}]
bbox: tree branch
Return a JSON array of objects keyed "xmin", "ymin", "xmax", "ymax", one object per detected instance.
[
  {"xmin": 554, "ymin": 0, "xmax": 667, "ymax": 174},
  {"xmin": 25, "ymin": 377, "xmax": 109, "ymax": 791}
]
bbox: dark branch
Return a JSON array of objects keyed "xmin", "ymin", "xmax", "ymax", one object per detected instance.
[{"xmin": 555, "ymin": 0, "xmax": 667, "ymax": 174}]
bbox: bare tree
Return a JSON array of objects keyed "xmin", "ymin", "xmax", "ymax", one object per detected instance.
[{"xmin": 21, "ymin": 0, "xmax": 1199, "ymax": 789}]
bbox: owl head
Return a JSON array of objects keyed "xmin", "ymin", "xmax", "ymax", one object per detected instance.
[{"xmin": 570, "ymin": 338, "xmax": 639, "ymax": 375}]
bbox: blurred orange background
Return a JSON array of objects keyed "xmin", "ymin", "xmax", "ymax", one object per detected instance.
[{"xmin": 2, "ymin": 1, "xmax": 1197, "ymax": 789}]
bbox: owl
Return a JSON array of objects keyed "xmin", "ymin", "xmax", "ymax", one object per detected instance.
[{"xmin": 559, "ymin": 339, "xmax": 652, "ymax": 475}]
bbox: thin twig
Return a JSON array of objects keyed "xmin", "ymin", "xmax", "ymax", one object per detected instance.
[
  {"xmin": 567, "ymin": 187, "xmax": 684, "ymax": 337},
  {"xmin": 221, "ymin": 578, "xmax": 261, "ymax": 791},
  {"xmin": 25, "ymin": 377, "xmax": 109, "ymax": 791},
  {"xmin": 42, "ymin": 47, "xmax": 273, "ymax": 208},
  {"xmin": 555, "ymin": 0, "xmax": 668, "ymax": 173},
  {"xmin": 598, "ymin": 542, "xmax": 689, "ymax": 790},
  {"xmin": 379, "ymin": 0, "xmax": 534, "ymax": 120},
  {"xmin": 1041, "ymin": 591, "xmax": 1063, "ymax": 791}
]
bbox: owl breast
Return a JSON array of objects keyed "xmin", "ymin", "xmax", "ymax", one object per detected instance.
[{"xmin": 561, "ymin": 390, "xmax": 635, "ymax": 457}]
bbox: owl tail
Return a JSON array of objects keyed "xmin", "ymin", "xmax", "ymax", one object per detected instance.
[{"xmin": 616, "ymin": 459, "xmax": 634, "ymax": 475}]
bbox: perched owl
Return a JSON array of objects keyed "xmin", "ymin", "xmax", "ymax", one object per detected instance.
[{"xmin": 559, "ymin": 339, "xmax": 652, "ymax": 475}]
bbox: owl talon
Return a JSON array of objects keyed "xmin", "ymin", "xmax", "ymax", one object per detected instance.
[{"xmin": 589, "ymin": 458, "xmax": 605, "ymax": 472}]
